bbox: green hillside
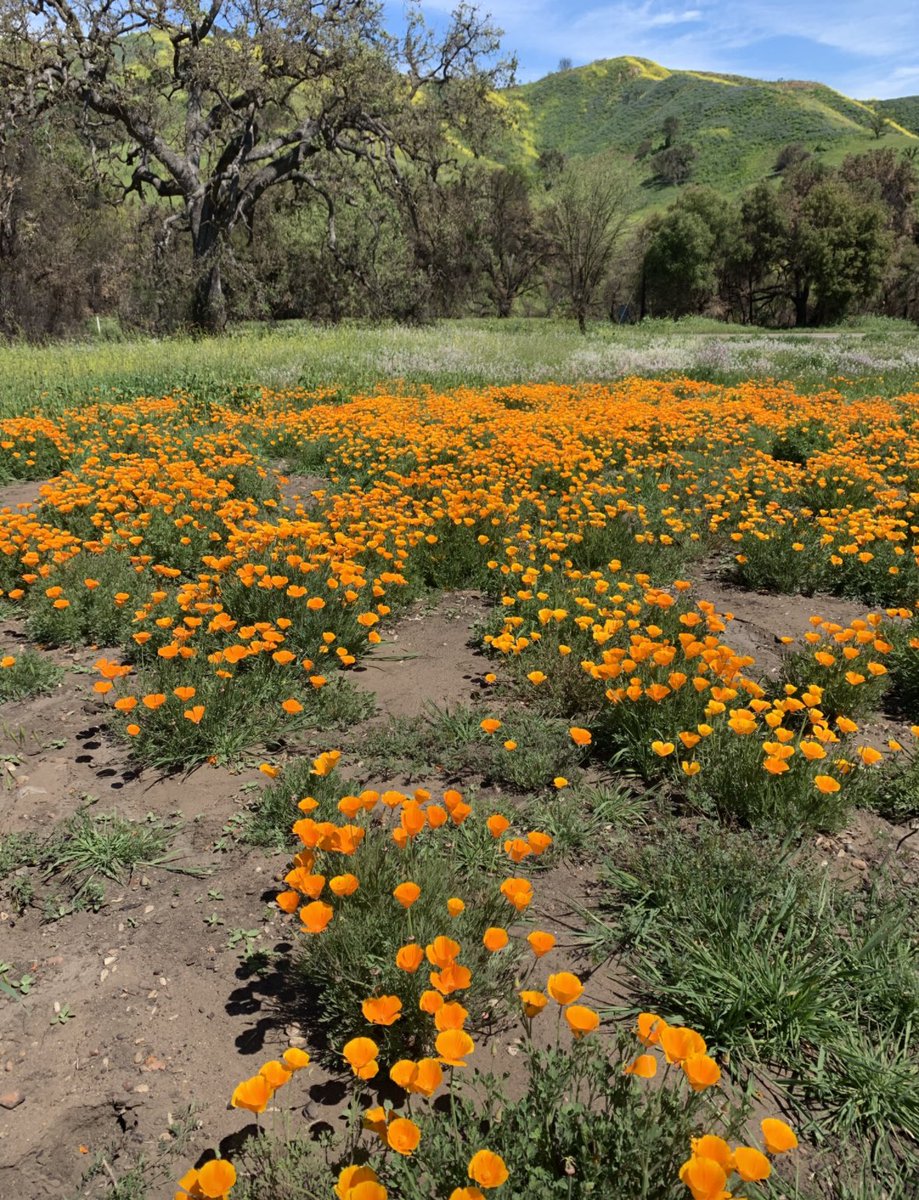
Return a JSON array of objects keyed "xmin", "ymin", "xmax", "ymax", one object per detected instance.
[
  {"xmin": 498, "ymin": 57, "xmax": 918, "ymax": 206},
  {"xmin": 876, "ymin": 95, "xmax": 919, "ymax": 136}
]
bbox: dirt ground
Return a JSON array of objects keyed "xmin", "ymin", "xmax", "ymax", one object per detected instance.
[{"xmin": 1, "ymin": 564, "xmax": 917, "ymax": 1197}]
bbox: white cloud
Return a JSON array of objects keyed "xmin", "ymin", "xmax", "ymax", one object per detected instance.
[{"xmin": 407, "ymin": 0, "xmax": 919, "ymax": 96}]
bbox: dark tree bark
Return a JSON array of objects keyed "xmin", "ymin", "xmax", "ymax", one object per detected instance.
[{"xmin": 0, "ymin": 0, "xmax": 512, "ymax": 331}]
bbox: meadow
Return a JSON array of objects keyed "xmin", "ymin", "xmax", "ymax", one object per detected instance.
[{"xmin": 0, "ymin": 320, "xmax": 917, "ymax": 1200}]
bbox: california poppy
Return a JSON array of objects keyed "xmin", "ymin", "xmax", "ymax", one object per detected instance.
[
  {"xmin": 467, "ymin": 1150, "xmax": 509, "ymax": 1189},
  {"xmin": 546, "ymin": 971, "xmax": 583, "ymax": 1006},
  {"xmin": 362, "ymin": 995, "xmax": 402, "ymax": 1025}
]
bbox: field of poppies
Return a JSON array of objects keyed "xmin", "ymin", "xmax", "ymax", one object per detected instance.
[{"xmin": 0, "ymin": 364, "xmax": 917, "ymax": 1200}]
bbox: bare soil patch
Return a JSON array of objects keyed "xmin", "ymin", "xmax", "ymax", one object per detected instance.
[
  {"xmin": 0, "ymin": 478, "xmax": 48, "ymax": 511},
  {"xmin": 353, "ymin": 590, "xmax": 490, "ymax": 719},
  {"xmin": 691, "ymin": 576, "xmax": 874, "ymax": 679}
]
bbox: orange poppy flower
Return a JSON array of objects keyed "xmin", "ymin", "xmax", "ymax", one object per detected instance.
[
  {"xmin": 761, "ymin": 1117, "xmax": 798, "ymax": 1154},
  {"xmin": 547, "ymin": 972, "xmax": 583, "ymax": 1005},
  {"xmin": 342, "ymin": 1037, "xmax": 379, "ymax": 1079},
  {"xmin": 527, "ymin": 930, "xmax": 556, "ymax": 957},
  {"xmin": 362, "ymin": 995, "xmax": 403, "ymax": 1025},
  {"xmin": 486, "ymin": 814, "xmax": 510, "ymax": 838},
  {"xmin": 393, "ymin": 882, "xmax": 421, "ymax": 908},
  {"xmin": 329, "ymin": 874, "xmax": 359, "ymax": 897},
  {"xmin": 565, "ymin": 1004, "xmax": 599, "ymax": 1038},
  {"xmin": 682, "ymin": 1052, "xmax": 721, "ymax": 1092},
  {"xmin": 435, "ymin": 1029, "xmax": 475, "ymax": 1067},
  {"xmin": 386, "ymin": 1116, "xmax": 421, "ymax": 1156},
  {"xmin": 482, "ymin": 927, "xmax": 508, "ymax": 952},
  {"xmin": 395, "ymin": 943, "xmax": 424, "ymax": 972},
  {"xmin": 519, "ymin": 990, "xmax": 548, "ymax": 1018},
  {"xmin": 734, "ymin": 1146, "xmax": 771, "ymax": 1182},
  {"xmin": 623, "ymin": 1054, "xmax": 657, "ymax": 1078},
  {"xmin": 231, "ymin": 1074, "xmax": 272, "ymax": 1114},
  {"xmin": 467, "ymin": 1150, "xmax": 508, "ymax": 1189},
  {"xmin": 434, "ymin": 1001, "xmax": 469, "ymax": 1031},
  {"xmin": 299, "ymin": 901, "xmax": 334, "ymax": 933}
]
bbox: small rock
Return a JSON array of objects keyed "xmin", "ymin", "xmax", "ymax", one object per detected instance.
[
  {"xmin": 0, "ymin": 1091, "xmax": 24, "ymax": 1109},
  {"xmin": 851, "ymin": 857, "xmax": 868, "ymax": 870},
  {"xmin": 133, "ymin": 1083, "xmax": 149, "ymax": 1094}
]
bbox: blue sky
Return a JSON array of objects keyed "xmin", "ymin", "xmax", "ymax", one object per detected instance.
[{"xmin": 390, "ymin": 1, "xmax": 919, "ymax": 99}]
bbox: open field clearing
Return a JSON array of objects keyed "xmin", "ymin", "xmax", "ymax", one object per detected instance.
[
  {"xmin": 0, "ymin": 367, "xmax": 918, "ymax": 1200},
  {"xmin": 2, "ymin": 318, "xmax": 919, "ymax": 417}
]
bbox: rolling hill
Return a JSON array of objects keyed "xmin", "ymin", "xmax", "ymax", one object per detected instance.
[{"xmin": 496, "ymin": 57, "xmax": 918, "ymax": 210}]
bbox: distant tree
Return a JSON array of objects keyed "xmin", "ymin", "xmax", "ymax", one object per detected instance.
[
  {"xmin": 662, "ymin": 115, "xmax": 682, "ymax": 148},
  {"xmin": 558, "ymin": 57, "xmax": 573, "ymax": 72},
  {"xmin": 774, "ymin": 143, "xmax": 811, "ymax": 174},
  {"xmin": 735, "ymin": 182, "xmax": 788, "ymax": 323},
  {"xmin": 0, "ymin": 0, "xmax": 511, "ymax": 332},
  {"xmin": 651, "ymin": 143, "xmax": 697, "ymax": 186},
  {"xmin": 634, "ymin": 138, "xmax": 654, "ymax": 161},
  {"xmin": 741, "ymin": 164, "xmax": 891, "ymax": 326},
  {"xmin": 839, "ymin": 148, "xmax": 918, "ymax": 237},
  {"xmin": 536, "ymin": 148, "xmax": 568, "ymax": 189},
  {"xmin": 0, "ymin": 115, "xmax": 127, "ymax": 337},
  {"xmin": 794, "ymin": 179, "xmax": 890, "ymax": 323},
  {"xmin": 867, "ymin": 109, "xmax": 889, "ymax": 139},
  {"xmin": 642, "ymin": 187, "xmax": 739, "ymax": 317},
  {"xmin": 472, "ymin": 168, "xmax": 546, "ymax": 317},
  {"xmin": 544, "ymin": 160, "xmax": 635, "ymax": 332}
]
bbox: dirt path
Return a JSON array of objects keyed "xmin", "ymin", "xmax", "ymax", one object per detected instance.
[
  {"xmin": 353, "ymin": 590, "xmax": 490, "ymax": 718},
  {"xmin": 0, "ymin": 591, "xmax": 494, "ymax": 1197},
  {"xmin": 0, "ymin": 478, "xmax": 48, "ymax": 511}
]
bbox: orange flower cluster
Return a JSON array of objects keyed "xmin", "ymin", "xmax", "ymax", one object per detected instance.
[
  {"xmin": 230, "ymin": 1046, "xmax": 311, "ymax": 1114},
  {"xmin": 0, "ymin": 381, "xmax": 913, "ymax": 777},
  {"xmin": 679, "ymin": 1120, "xmax": 798, "ymax": 1200}
]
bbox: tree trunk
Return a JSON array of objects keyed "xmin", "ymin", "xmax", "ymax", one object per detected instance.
[
  {"xmin": 794, "ymin": 289, "xmax": 809, "ymax": 328},
  {"xmin": 191, "ymin": 259, "xmax": 227, "ymax": 333},
  {"xmin": 189, "ymin": 195, "xmax": 228, "ymax": 334},
  {"xmin": 577, "ymin": 307, "xmax": 587, "ymax": 334}
]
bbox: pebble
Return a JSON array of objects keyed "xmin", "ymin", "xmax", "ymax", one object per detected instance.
[
  {"xmin": 851, "ymin": 857, "xmax": 869, "ymax": 870},
  {"xmin": 0, "ymin": 1091, "xmax": 24, "ymax": 1109}
]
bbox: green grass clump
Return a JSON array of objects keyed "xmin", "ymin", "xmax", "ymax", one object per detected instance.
[
  {"xmin": 0, "ymin": 808, "xmax": 176, "ymax": 918},
  {"xmin": 588, "ymin": 825, "xmax": 918, "ymax": 1172},
  {"xmin": 0, "ymin": 648, "xmax": 63, "ymax": 701}
]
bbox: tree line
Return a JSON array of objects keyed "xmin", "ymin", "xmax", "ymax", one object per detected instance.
[{"xmin": 0, "ymin": 2, "xmax": 916, "ymax": 338}]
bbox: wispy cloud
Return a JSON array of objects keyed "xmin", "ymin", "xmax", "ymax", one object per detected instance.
[{"xmin": 400, "ymin": 1, "xmax": 919, "ymax": 98}]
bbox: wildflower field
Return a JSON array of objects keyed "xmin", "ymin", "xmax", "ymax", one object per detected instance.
[{"xmin": 0, "ymin": 346, "xmax": 917, "ymax": 1200}]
